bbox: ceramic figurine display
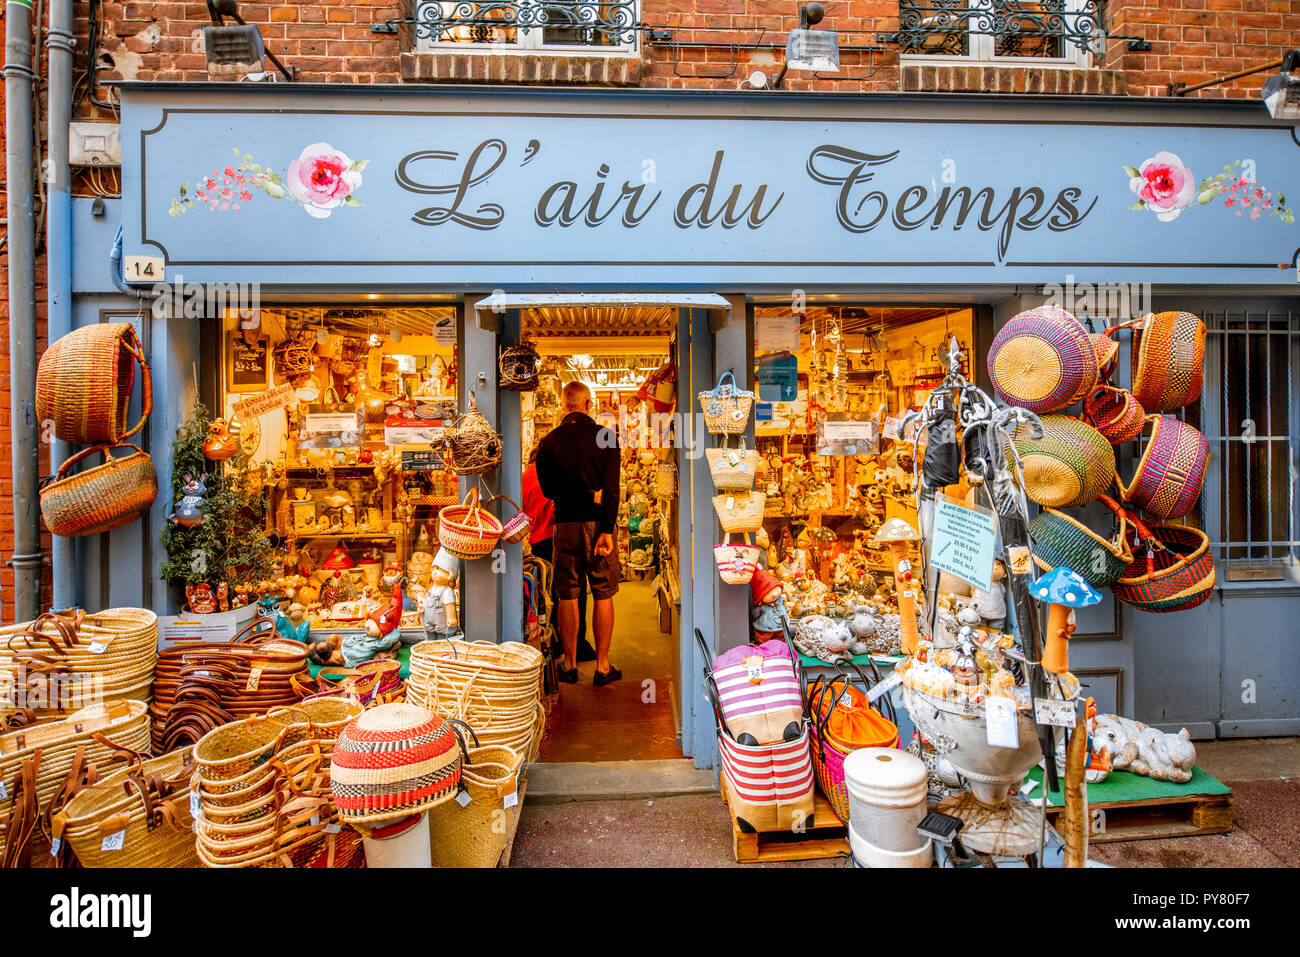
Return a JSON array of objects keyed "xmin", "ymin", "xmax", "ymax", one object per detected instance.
[
  {"xmin": 168, "ymin": 473, "xmax": 208, "ymax": 526},
  {"xmin": 274, "ymin": 602, "xmax": 312, "ymax": 643},
  {"xmin": 343, "ymin": 580, "xmax": 405, "ymax": 668},
  {"xmin": 1091, "ymin": 714, "xmax": 1196, "ymax": 783},
  {"xmin": 422, "ymin": 550, "xmax": 460, "ymax": 641}
]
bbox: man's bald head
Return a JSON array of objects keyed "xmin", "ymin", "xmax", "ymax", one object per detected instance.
[{"xmin": 562, "ymin": 380, "xmax": 592, "ymax": 411}]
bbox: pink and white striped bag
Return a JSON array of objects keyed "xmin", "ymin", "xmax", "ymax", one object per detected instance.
[
  {"xmin": 711, "ymin": 639, "xmax": 804, "ymax": 747},
  {"xmin": 719, "ymin": 723, "xmax": 816, "ymax": 833}
]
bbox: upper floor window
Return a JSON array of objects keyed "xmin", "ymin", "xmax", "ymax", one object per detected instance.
[
  {"xmin": 414, "ymin": 1, "xmax": 639, "ymax": 54},
  {"xmin": 898, "ymin": 0, "xmax": 1100, "ymax": 65}
]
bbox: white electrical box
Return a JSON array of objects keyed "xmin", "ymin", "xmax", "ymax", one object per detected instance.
[{"xmin": 69, "ymin": 122, "xmax": 121, "ymax": 167}]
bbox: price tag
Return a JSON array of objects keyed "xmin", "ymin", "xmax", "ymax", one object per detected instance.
[
  {"xmin": 190, "ymin": 791, "xmax": 202, "ymax": 819},
  {"xmin": 985, "ymin": 696, "xmax": 1020, "ymax": 749},
  {"xmin": 87, "ymin": 641, "xmax": 107, "ymax": 655},
  {"xmin": 1007, "ymin": 545, "xmax": 1032, "ymax": 576},
  {"xmin": 743, "ymin": 655, "xmax": 764, "ymax": 684},
  {"xmin": 455, "ymin": 789, "xmax": 473, "ymax": 807},
  {"xmin": 101, "ymin": 830, "xmax": 125, "ymax": 852},
  {"xmin": 725, "ymin": 496, "xmax": 735, "ymax": 511},
  {"xmin": 245, "ymin": 666, "xmax": 263, "ymax": 692},
  {"xmin": 123, "ymin": 255, "xmax": 164, "ymax": 283},
  {"xmin": 0, "ymin": 779, "xmax": 8, "ymax": 800},
  {"xmin": 309, "ymin": 813, "xmax": 321, "ymax": 827},
  {"xmin": 865, "ymin": 669, "xmax": 902, "ymax": 705},
  {"xmin": 503, "ymin": 790, "xmax": 519, "ymax": 810},
  {"xmin": 1019, "ymin": 777, "xmax": 1038, "ymax": 795},
  {"xmin": 323, "ymin": 823, "xmax": 342, "ymax": 834},
  {"xmin": 1034, "ymin": 697, "xmax": 1079, "ymax": 729},
  {"xmin": 839, "ymin": 691, "xmax": 853, "ymax": 707},
  {"xmin": 50, "ymin": 838, "xmax": 62, "ymax": 857}
]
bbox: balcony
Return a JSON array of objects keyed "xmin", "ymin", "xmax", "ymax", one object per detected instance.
[{"xmin": 896, "ymin": 1, "xmax": 1105, "ymax": 60}]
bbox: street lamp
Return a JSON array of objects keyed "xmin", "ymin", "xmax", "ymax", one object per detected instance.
[
  {"xmin": 203, "ymin": 0, "xmax": 295, "ymax": 81},
  {"xmin": 1261, "ymin": 49, "xmax": 1300, "ymax": 121},
  {"xmin": 772, "ymin": 4, "xmax": 840, "ymax": 89}
]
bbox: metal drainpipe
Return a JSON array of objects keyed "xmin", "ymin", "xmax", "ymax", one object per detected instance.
[
  {"xmin": 5, "ymin": 0, "xmax": 44, "ymax": 622},
  {"xmin": 47, "ymin": 0, "xmax": 75, "ymax": 610}
]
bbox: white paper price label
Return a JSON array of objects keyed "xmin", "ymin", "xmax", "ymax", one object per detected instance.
[
  {"xmin": 0, "ymin": 779, "xmax": 8, "ymax": 800},
  {"xmin": 1034, "ymin": 697, "xmax": 1079, "ymax": 729},
  {"xmin": 743, "ymin": 655, "xmax": 764, "ymax": 683},
  {"xmin": 455, "ymin": 789, "xmax": 473, "ymax": 807},
  {"xmin": 865, "ymin": 669, "xmax": 902, "ymax": 705},
  {"xmin": 190, "ymin": 791, "xmax": 202, "ymax": 819},
  {"xmin": 309, "ymin": 813, "xmax": 321, "ymax": 827},
  {"xmin": 839, "ymin": 691, "xmax": 853, "ymax": 707},
  {"xmin": 323, "ymin": 823, "xmax": 342, "ymax": 834},
  {"xmin": 503, "ymin": 790, "xmax": 519, "ymax": 810},
  {"xmin": 1019, "ymin": 777, "xmax": 1038, "ymax": 795},
  {"xmin": 101, "ymin": 830, "xmax": 125, "ymax": 852},
  {"xmin": 50, "ymin": 838, "xmax": 62, "ymax": 857},
  {"xmin": 87, "ymin": 641, "xmax": 107, "ymax": 655},
  {"xmin": 985, "ymin": 696, "xmax": 1020, "ymax": 749}
]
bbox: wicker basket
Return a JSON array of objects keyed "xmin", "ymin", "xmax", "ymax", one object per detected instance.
[
  {"xmin": 712, "ymin": 491, "xmax": 766, "ymax": 534},
  {"xmin": 499, "ymin": 343, "xmax": 540, "ymax": 392},
  {"xmin": 1117, "ymin": 415, "xmax": 1210, "ymax": 520},
  {"xmin": 441, "ymin": 391, "xmax": 503, "ymax": 475},
  {"xmin": 59, "ymin": 747, "xmax": 198, "ymax": 869},
  {"xmin": 705, "ymin": 438, "xmax": 762, "ymax": 492},
  {"xmin": 1091, "ymin": 331, "xmax": 1120, "ymax": 381},
  {"xmin": 698, "ymin": 371, "xmax": 755, "ymax": 435},
  {"xmin": 438, "ymin": 487, "xmax": 504, "ymax": 560},
  {"xmin": 714, "ymin": 533, "xmax": 761, "ymax": 585},
  {"xmin": 987, "ymin": 305, "xmax": 1098, "ymax": 413},
  {"xmin": 1116, "ymin": 311, "xmax": 1207, "ymax": 412},
  {"xmin": 1011, "ymin": 415, "xmax": 1115, "ymax": 509},
  {"xmin": 36, "ymin": 322, "xmax": 152, "ymax": 445},
  {"xmin": 1029, "ymin": 495, "xmax": 1134, "ymax": 587},
  {"xmin": 486, "ymin": 492, "xmax": 531, "ymax": 545},
  {"xmin": 40, "ymin": 444, "xmax": 158, "ymax": 538},
  {"xmin": 426, "ymin": 743, "xmax": 524, "ymax": 867},
  {"xmin": 1083, "ymin": 385, "xmax": 1146, "ymax": 445},
  {"xmin": 1112, "ymin": 512, "xmax": 1215, "ymax": 613}
]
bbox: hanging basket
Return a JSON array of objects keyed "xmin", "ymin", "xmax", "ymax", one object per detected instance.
[
  {"xmin": 1111, "ymin": 511, "xmax": 1215, "ymax": 613},
  {"xmin": 39, "ymin": 444, "xmax": 158, "ymax": 538},
  {"xmin": 987, "ymin": 305, "xmax": 1098, "ymax": 413},
  {"xmin": 36, "ymin": 322, "xmax": 153, "ymax": 445},
  {"xmin": 1117, "ymin": 415, "xmax": 1210, "ymax": 521},
  {"xmin": 714, "ymin": 533, "xmax": 761, "ymax": 585},
  {"xmin": 1082, "ymin": 385, "xmax": 1146, "ymax": 445},
  {"xmin": 697, "ymin": 371, "xmax": 754, "ymax": 435},
  {"xmin": 1029, "ymin": 494, "xmax": 1134, "ymax": 587},
  {"xmin": 1112, "ymin": 312, "xmax": 1207, "ymax": 412},
  {"xmin": 712, "ymin": 491, "xmax": 766, "ymax": 534},
  {"xmin": 638, "ymin": 360, "xmax": 677, "ymax": 414},
  {"xmin": 441, "ymin": 391, "xmax": 503, "ymax": 476},
  {"xmin": 438, "ymin": 487, "xmax": 504, "ymax": 560},
  {"xmin": 705, "ymin": 437, "xmax": 762, "ymax": 492},
  {"xmin": 1091, "ymin": 332, "xmax": 1120, "ymax": 382},
  {"xmin": 486, "ymin": 492, "xmax": 531, "ymax": 545},
  {"xmin": 498, "ymin": 343, "xmax": 540, "ymax": 392},
  {"xmin": 1010, "ymin": 415, "xmax": 1115, "ymax": 509}
]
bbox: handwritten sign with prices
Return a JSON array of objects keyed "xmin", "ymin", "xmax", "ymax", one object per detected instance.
[{"xmin": 928, "ymin": 494, "xmax": 998, "ymax": 592}]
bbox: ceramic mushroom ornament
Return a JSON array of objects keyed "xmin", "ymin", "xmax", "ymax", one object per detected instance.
[
  {"xmin": 1034, "ymin": 567, "xmax": 1102, "ymax": 675},
  {"xmin": 873, "ymin": 517, "xmax": 921, "ymax": 655}
]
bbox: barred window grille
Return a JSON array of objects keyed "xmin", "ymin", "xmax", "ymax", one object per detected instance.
[
  {"xmin": 897, "ymin": 0, "xmax": 1101, "ymax": 60},
  {"xmin": 1198, "ymin": 307, "xmax": 1300, "ymax": 583},
  {"xmin": 414, "ymin": 1, "xmax": 638, "ymax": 51}
]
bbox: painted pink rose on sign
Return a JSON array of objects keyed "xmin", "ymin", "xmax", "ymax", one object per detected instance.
[
  {"xmin": 286, "ymin": 142, "xmax": 365, "ymax": 219},
  {"xmin": 1126, "ymin": 151, "xmax": 1196, "ymax": 222}
]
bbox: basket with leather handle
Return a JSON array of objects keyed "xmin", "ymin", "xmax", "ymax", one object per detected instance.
[
  {"xmin": 40, "ymin": 444, "xmax": 158, "ymax": 538},
  {"xmin": 1110, "ymin": 508, "xmax": 1215, "ymax": 613},
  {"xmin": 1116, "ymin": 415, "xmax": 1210, "ymax": 521},
  {"xmin": 36, "ymin": 322, "xmax": 153, "ymax": 445},
  {"xmin": 1109, "ymin": 311, "xmax": 1207, "ymax": 412},
  {"xmin": 705, "ymin": 436, "xmax": 762, "ymax": 492},
  {"xmin": 426, "ymin": 738, "xmax": 525, "ymax": 868},
  {"xmin": 1082, "ymin": 385, "xmax": 1146, "ymax": 445},
  {"xmin": 1029, "ymin": 494, "xmax": 1134, "ymax": 587}
]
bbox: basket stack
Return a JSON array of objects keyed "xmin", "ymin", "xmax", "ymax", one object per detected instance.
[
  {"xmin": 0, "ymin": 700, "xmax": 152, "ymax": 859},
  {"xmin": 406, "ymin": 640, "xmax": 545, "ymax": 761},
  {"xmin": 191, "ymin": 698, "xmax": 365, "ymax": 868},
  {"xmin": 0, "ymin": 608, "xmax": 158, "ymax": 719}
]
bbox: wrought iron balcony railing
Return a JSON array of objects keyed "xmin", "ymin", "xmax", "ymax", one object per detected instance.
[
  {"xmin": 895, "ymin": 1, "xmax": 1105, "ymax": 58},
  {"xmin": 389, "ymin": 1, "xmax": 641, "ymax": 47}
]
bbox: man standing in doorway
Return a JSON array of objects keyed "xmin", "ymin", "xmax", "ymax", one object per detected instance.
[{"xmin": 536, "ymin": 381, "xmax": 622, "ymax": 685}]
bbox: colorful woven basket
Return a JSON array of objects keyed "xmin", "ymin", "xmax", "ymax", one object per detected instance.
[
  {"xmin": 329, "ymin": 702, "xmax": 464, "ymax": 824},
  {"xmin": 705, "ymin": 437, "xmax": 762, "ymax": 492},
  {"xmin": 1111, "ymin": 512, "xmax": 1215, "ymax": 613},
  {"xmin": 36, "ymin": 322, "xmax": 152, "ymax": 445},
  {"xmin": 485, "ymin": 492, "xmax": 531, "ymax": 545},
  {"xmin": 698, "ymin": 371, "xmax": 755, "ymax": 434},
  {"xmin": 1091, "ymin": 332, "xmax": 1120, "ymax": 381},
  {"xmin": 1117, "ymin": 415, "xmax": 1210, "ymax": 520},
  {"xmin": 1114, "ymin": 312, "xmax": 1207, "ymax": 412},
  {"xmin": 714, "ymin": 533, "xmax": 761, "ymax": 585},
  {"xmin": 438, "ymin": 487, "xmax": 504, "ymax": 560},
  {"xmin": 1029, "ymin": 494, "xmax": 1133, "ymax": 587},
  {"xmin": 1011, "ymin": 415, "xmax": 1115, "ymax": 509},
  {"xmin": 1083, "ymin": 385, "xmax": 1146, "ymax": 445},
  {"xmin": 988, "ymin": 306, "xmax": 1099, "ymax": 413},
  {"xmin": 39, "ymin": 444, "xmax": 158, "ymax": 538}
]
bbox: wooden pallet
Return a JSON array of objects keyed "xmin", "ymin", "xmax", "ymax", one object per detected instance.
[
  {"xmin": 722, "ymin": 779, "xmax": 849, "ymax": 863},
  {"xmin": 1045, "ymin": 789, "xmax": 1233, "ymax": 844}
]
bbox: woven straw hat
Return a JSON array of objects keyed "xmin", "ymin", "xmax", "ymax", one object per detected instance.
[{"xmin": 329, "ymin": 702, "xmax": 464, "ymax": 823}]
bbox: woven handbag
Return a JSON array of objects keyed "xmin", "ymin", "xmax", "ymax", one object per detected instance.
[
  {"xmin": 36, "ymin": 322, "xmax": 152, "ymax": 445},
  {"xmin": 714, "ymin": 533, "xmax": 761, "ymax": 585},
  {"xmin": 1111, "ymin": 312, "xmax": 1207, "ymax": 412},
  {"xmin": 438, "ymin": 487, "xmax": 504, "ymax": 560},
  {"xmin": 40, "ymin": 444, "xmax": 158, "ymax": 538},
  {"xmin": 426, "ymin": 742, "xmax": 524, "ymax": 868},
  {"xmin": 485, "ymin": 492, "xmax": 531, "ymax": 545},
  {"xmin": 1029, "ymin": 494, "xmax": 1134, "ymax": 587},
  {"xmin": 1083, "ymin": 385, "xmax": 1146, "ymax": 445},
  {"xmin": 1111, "ymin": 510, "xmax": 1215, "ymax": 613},
  {"xmin": 806, "ymin": 669, "xmax": 901, "ymax": 825},
  {"xmin": 718, "ymin": 722, "xmax": 815, "ymax": 833},
  {"xmin": 1117, "ymin": 415, "xmax": 1210, "ymax": 520},
  {"xmin": 1011, "ymin": 415, "xmax": 1115, "ymax": 509},
  {"xmin": 712, "ymin": 491, "xmax": 766, "ymax": 534},
  {"xmin": 987, "ymin": 306, "xmax": 1098, "ymax": 413},
  {"xmin": 698, "ymin": 371, "xmax": 755, "ymax": 434},
  {"xmin": 705, "ymin": 437, "xmax": 762, "ymax": 492}
]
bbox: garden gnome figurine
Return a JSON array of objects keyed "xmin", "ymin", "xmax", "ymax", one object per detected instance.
[
  {"xmin": 1034, "ymin": 567, "xmax": 1102, "ymax": 675},
  {"xmin": 749, "ymin": 568, "xmax": 788, "ymax": 641}
]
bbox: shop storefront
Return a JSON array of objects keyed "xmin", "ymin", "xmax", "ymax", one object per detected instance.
[{"xmin": 72, "ymin": 83, "xmax": 1299, "ymax": 771}]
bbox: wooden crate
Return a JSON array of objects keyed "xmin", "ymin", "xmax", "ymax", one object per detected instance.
[
  {"xmin": 722, "ymin": 779, "xmax": 849, "ymax": 863},
  {"xmin": 1046, "ymin": 789, "xmax": 1233, "ymax": 844}
]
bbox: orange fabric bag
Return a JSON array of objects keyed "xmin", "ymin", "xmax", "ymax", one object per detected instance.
[{"xmin": 805, "ymin": 670, "xmax": 899, "ymax": 753}]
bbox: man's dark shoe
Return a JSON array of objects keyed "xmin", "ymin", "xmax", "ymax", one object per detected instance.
[
  {"xmin": 576, "ymin": 639, "xmax": 597, "ymax": 662},
  {"xmin": 593, "ymin": 666, "xmax": 622, "ymax": 686},
  {"xmin": 557, "ymin": 665, "xmax": 578, "ymax": 684}
]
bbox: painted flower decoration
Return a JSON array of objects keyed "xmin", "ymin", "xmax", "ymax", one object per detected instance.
[
  {"xmin": 1126, "ymin": 151, "xmax": 1195, "ymax": 221},
  {"xmin": 286, "ymin": 142, "xmax": 365, "ymax": 219}
]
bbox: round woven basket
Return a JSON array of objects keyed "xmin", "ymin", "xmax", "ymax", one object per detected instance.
[
  {"xmin": 1112, "ymin": 517, "xmax": 1215, "ymax": 613},
  {"xmin": 988, "ymin": 305, "xmax": 1098, "ymax": 413},
  {"xmin": 1083, "ymin": 385, "xmax": 1146, "ymax": 445},
  {"xmin": 1126, "ymin": 311, "xmax": 1206, "ymax": 412},
  {"xmin": 329, "ymin": 702, "xmax": 464, "ymax": 824},
  {"xmin": 40, "ymin": 444, "xmax": 158, "ymax": 538},
  {"xmin": 1011, "ymin": 415, "xmax": 1115, "ymax": 508},
  {"xmin": 1117, "ymin": 415, "xmax": 1210, "ymax": 520},
  {"xmin": 437, "ymin": 487, "xmax": 503, "ymax": 560},
  {"xmin": 1029, "ymin": 495, "xmax": 1134, "ymax": 587},
  {"xmin": 36, "ymin": 321, "xmax": 152, "ymax": 445}
]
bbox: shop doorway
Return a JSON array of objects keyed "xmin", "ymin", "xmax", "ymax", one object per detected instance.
[{"xmin": 519, "ymin": 304, "xmax": 683, "ymax": 762}]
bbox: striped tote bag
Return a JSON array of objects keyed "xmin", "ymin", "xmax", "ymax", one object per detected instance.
[
  {"xmin": 719, "ymin": 722, "xmax": 816, "ymax": 833},
  {"xmin": 711, "ymin": 638, "xmax": 804, "ymax": 746}
]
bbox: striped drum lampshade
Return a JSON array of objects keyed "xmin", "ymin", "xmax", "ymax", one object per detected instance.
[{"xmin": 330, "ymin": 702, "xmax": 464, "ymax": 824}]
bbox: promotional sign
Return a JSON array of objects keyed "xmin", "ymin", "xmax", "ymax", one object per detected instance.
[
  {"xmin": 929, "ymin": 494, "xmax": 998, "ymax": 592},
  {"xmin": 120, "ymin": 87, "xmax": 1300, "ymax": 287},
  {"xmin": 755, "ymin": 317, "xmax": 801, "ymax": 353},
  {"xmin": 756, "ymin": 353, "xmax": 798, "ymax": 402},
  {"xmin": 816, "ymin": 415, "xmax": 880, "ymax": 455},
  {"xmin": 232, "ymin": 382, "xmax": 295, "ymax": 419}
]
